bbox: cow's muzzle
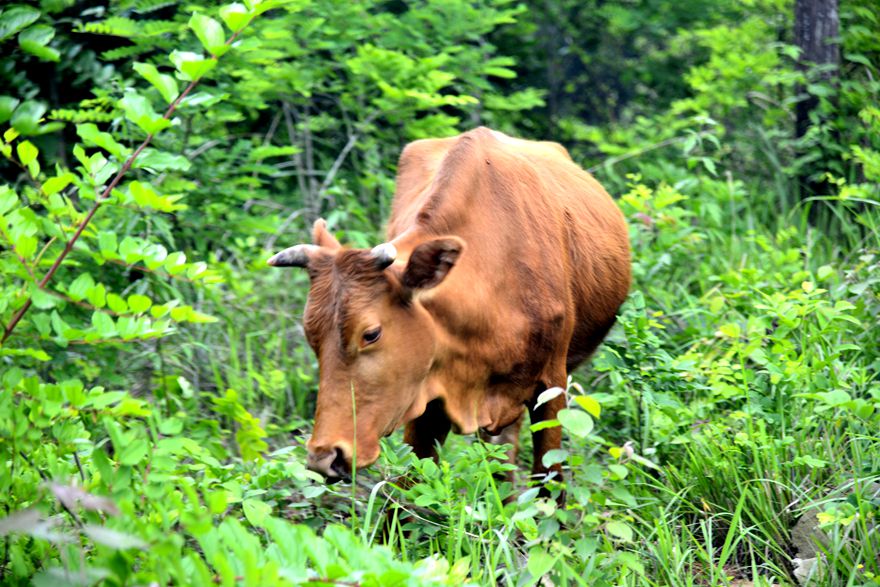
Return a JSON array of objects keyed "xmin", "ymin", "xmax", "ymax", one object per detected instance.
[{"xmin": 306, "ymin": 445, "xmax": 351, "ymax": 482}]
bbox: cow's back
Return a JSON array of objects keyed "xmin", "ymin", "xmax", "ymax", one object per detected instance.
[{"xmin": 387, "ymin": 127, "xmax": 630, "ymax": 380}]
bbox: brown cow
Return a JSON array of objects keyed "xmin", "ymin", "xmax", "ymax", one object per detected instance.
[{"xmin": 269, "ymin": 127, "xmax": 630, "ymax": 487}]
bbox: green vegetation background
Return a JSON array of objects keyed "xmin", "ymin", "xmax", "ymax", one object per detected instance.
[{"xmin": 0, "ymin": 0, "xmax": 878, "ymax": 585}]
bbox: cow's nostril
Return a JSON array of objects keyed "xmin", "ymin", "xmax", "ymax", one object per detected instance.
[
  {"xmin": 307, "ymin": 445, "xmax": 351, "ymax": 483},
  {"xmin": 329, "ymin": 447, "xmax": 351, "ymax": 481}
]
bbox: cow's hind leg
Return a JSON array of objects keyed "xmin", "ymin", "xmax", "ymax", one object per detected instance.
[{"xmin": 403, "ymin": 398, "xmax": 451, "ymax": 461}]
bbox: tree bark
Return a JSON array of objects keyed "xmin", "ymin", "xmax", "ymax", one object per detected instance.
[{"xmin": 794, "ymin": 0, "xmax": 840, "ymax": 211}]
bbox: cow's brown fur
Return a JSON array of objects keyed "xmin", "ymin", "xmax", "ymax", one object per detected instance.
[{"xmin": 271, "ymin": 127, "xmax": 630, "ymax": 486}]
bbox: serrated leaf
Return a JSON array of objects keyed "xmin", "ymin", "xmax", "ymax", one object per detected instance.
[{"xmin": 132, "ymin": 62, "xmax": 179, "ymax": 104}]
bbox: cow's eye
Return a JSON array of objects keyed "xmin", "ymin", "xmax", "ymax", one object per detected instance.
[{"xmin": 362, "ymin": 327, "xmax": 382, "ymax": 346}]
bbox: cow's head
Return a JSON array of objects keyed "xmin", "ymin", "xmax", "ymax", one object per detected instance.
[{"xmin": 269, "ymin": 219, "xmax": 463, "ymax": 481}]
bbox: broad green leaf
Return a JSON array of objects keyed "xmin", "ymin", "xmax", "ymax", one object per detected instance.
[
  {"xmin": 16, "ymin": 140, "xmax": 38, "ymax": 172},
  {"xmin": 67, "ymin": 273, "xmax": 95, "ymax": 301},
  {"xmin": 135, "ymin": 149, "xmax": 191, "ymax": 172},
  {"xmin": 98, "ymin": 231, "xmax": 117, "ymax": 255},
  {"xmin": 574, "ymin": 395, "xmax": 601, "ymax": 418},
  {"xmin": 0, "ymin": 96, "xmax": 20, "ymax": 123},
  {"xmin": 91, "ymin": 311, "xmax": 116, "ymax": 338},
  {"xmin": 557, "ymin": 408, "xmax": 593, "ymax": 437},
  {"xmin": 189, "ymin": 13, "xmax": 227, "ymax": 56},
  {"xmin": 76, "ymin": 123, "xmax": 130, "ymax": 159},
  {"xmin": 133, "ymin": 62, "xmax": 179, "ymax": 104},
  {"xmin": 127, "ymin": 294, "xmax": 151, "ymax": 314},
  {"xmin": 106, "ymin": 293, "xmax": 128, "ymax": 314},
  {"xmin": 219, "ymin": 3, "xmax": 252, "ymax": 31},
  {"xmin": 817, "ymin": 265, "xmax": 834, "ymax": 280},
  {"xmin": 242, "ymin": 498, "xmax": 271, "ymax": 527},
  {"xmin": 117, "ymin": 438, "xmax": 148, "ymax": 465},
  {"xmin": 119, "ymin": 93, "xmax": 170, "ymax": 135},
  {"xmin": 605, "ymin": 520, "xmax": 634, "ymax": 542},
  {"xmin": 0, "ymin": 6, "xmax": 41, "ymax": 41},
  {"xmin": 0, "ymin": 186, "xmax": 18, "ymax": 214},
  {"xmin": 82, "ymin": 525, "xmax": 146, "ymax": 550},
  {"xmin": 169, "ymin": 50, "xmax": 217, "ymax": 81},
  {"xmin": 18, "ymin": 24, "xmax": 59, "ymax": 61},
  {"xmin": 10, "ymin": 100, "xmax": 47, "ymax": 135},
  {"xmin": 527, "ymin": 548, "xmax": 555, "ymax": 580},
  {"xmin": 42, "ymin": 172, "xmax": 75, "ymax": 196}
]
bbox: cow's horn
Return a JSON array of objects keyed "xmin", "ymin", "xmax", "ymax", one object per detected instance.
[
  {"xmin": 370, "ymin": 243, "xmax": 397, "ymax": 269},
  {"xmin": 267, "ymin": 244, "xmax": 319, "ymax": 267}
]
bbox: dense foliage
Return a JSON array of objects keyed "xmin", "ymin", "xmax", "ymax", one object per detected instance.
[{"xmin": 1, "ymin": 0, "xmax": 878, "ymax": 585}]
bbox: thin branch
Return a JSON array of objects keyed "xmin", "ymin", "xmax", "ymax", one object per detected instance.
[{"xmin": 1, "ymin": 30, "xmax": 243, "ymax": 346}]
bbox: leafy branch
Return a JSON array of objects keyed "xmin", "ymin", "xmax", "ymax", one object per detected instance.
[{"xmin": 1, "ymin": 16, "xmax": 250, "ymax": 345}]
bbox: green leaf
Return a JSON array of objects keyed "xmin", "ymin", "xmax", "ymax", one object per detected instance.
[
  {"xmin": 189, "ymin": 13, "xmax": 227, "ymax": 56},
  {"xmin": 76, "ymin": 123, "xmax": 130, "ymax": 159},
  {"xmin": 127, "ymin": 294, "xmax": 151, "ymax": 314},
  {"xmin": 91, "ymin": 311, "xmax": 116, "ymax": 338},
  {"xmin": 119, "ymin": 92, "xmax": 170, "ymax": 135},
  {"xmin": 0, "ymin": 96, "xmax": 20, "ymax": 123},
  {"xmin": 169, "ymin": 50, "xmax": 217, "ymax": 81},
  {"xmin": 117, "ymin": 438, "xmax": 148, "ymax": 466},
  {"xmin": 18, "ymin": 24, "xmax": 59, "ymax": 61},
  {"xmin": 134, "ymin": 149, "xmax": 191, "ymax": 172},
  {"xmin": 817, "ymin": 264, "xmax": 834, "ymax": 281},
  {"xmin": 0, "ymin": 186, "xmax": 18, "ymax": 215},
  {"xmin": 242, "ymin": 498, "xmax": 271, "ymax": 527},
  {"xmin": 15, "ymin": 140, "xmax": 39, "ymax": 177},
  {"xmin": 10, "ymin": 100, "xmax": 47, "ymax": 135},
  {"xmin": 219, "ymin": 3, "xmax": 252, "ymax": 32},
  {"xmin": 82, "ymin": 525, "xmax": 146, "ymax": 550},
  {"xmin": 133, "ymin": 62, "xmax": 179, "ymax": 104},
  {"xmin": 527, "ymin": 547, "xmax": 555, "ymax": 580},
  {"xmin": 106, "ymin": 293, "xmax": 128, "ymax": 314},
  {"xmin": 605, "ymin": 520, "xmax": 634, "ymax": 542},
  {"xmin": 574, "ymin": 395, "xmax": 601, "ymax": 418},
  {"xmin": 42, "ymin": 172, "xmax": 74, "ymax": 196},
  {"xmin": 557, "ymin": 408, "xmax": 593, "ymax": 438},
  {"xmin": 68, "ymin": 273, "xmax": 95, "ymax": 301},
  {"xmin": 0, "ymin": 6, "xmax": 41, "ymax": 41},
  {"xmin": 98, "ymin": 231, "xmax": 117, "ymax": 256}
]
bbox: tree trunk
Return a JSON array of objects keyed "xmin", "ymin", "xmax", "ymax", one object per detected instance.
[{"xmin": 794, "ymin": 0, "xmax": 840, "ymax": 213}]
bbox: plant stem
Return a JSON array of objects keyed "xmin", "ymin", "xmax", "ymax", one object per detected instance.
[{"xmin": 1, "ymin": 31, "xmax": 241, "ymax": 346}]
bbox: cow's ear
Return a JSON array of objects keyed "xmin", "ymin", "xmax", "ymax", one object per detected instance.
[
  {"xmin": 313, "ymin": 218, "xmax": 341, "ymax": 250},
  {"xmin": 402, "ymin": 237, "xmax": 464, "ymax": 290}
]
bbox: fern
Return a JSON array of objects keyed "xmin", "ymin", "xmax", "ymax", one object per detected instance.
[
  {"xmin": 101, "ymin": 45, "xmax": 149, "ymax": 61},
  {"xmin": 50, "ymin": 108, "xmax": 116, "ymax": 123}
]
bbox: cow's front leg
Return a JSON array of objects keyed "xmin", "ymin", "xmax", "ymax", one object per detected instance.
[
  {"xmin": 403, "ymin": 398, "xmax": 451, "ymax": 461},
  {"xmin": 528, "ymin": 391, "xmax": 565, "ymax": 498}
]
